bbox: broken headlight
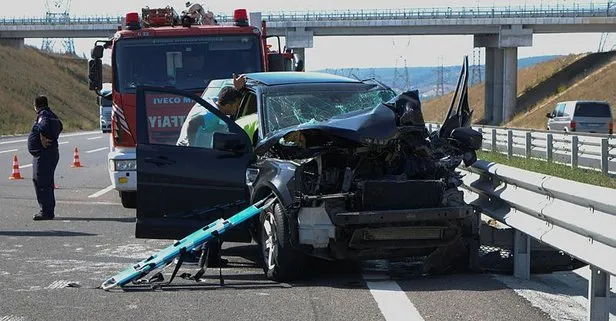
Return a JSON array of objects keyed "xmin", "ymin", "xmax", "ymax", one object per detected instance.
[{"xmin": 245, "ymin": 168, "xmax": 259, "ymax": 186}]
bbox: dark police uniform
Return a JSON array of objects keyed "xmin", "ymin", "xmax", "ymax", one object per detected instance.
[{"xmin": 27, "ymin": 107, "xmax": 63, "ymax": 219}]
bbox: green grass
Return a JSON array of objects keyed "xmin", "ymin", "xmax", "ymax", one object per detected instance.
[
  {"xmin": 0, "ymin": 46, "xmax": 112, "ymax": 135},
  {"xmin": 476, "ymin": 150, "xmax": 616, "ymax": 189}
]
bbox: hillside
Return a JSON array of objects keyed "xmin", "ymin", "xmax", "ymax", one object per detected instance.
[
  {"xmin": 317, "ymin": 55, "xmax": 560, "ymax": 99},
  {"xmin": 421, "ymin": 53, "xmax": 584, "ymax": 124},
  {"xmin": 509, "ymin": 54, "xmax": 616, "ymax": 129},
  {"xmin": 0, "ymin": 45, "xmax": 102, "ymax": 135}
]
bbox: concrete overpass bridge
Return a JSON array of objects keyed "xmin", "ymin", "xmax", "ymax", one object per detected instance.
[{"xmin": 1, "ymin": 3, "xmax": 615, "ymax": 124}]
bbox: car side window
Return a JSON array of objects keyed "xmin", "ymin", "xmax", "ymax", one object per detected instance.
[
  {"xmin": 555, "ymin": 104, "xmax": 565, "ymax": 117},
  {"xmin": 138, "ymin": 90, "xmax": 233, "ymax": 148},
  {"xmin": 235, "ymin": 92, "xmax": 259, "ymax": 147}
]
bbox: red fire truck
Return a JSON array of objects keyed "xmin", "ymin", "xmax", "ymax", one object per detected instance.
[{"xmin": 88, "ymin": 6, "xmax": 301, "ymax": 208}]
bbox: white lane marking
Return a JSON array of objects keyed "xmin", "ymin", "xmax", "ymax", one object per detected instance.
[
  {"xmin": 45, "ymin": 280, "xmax": 73, "ymax": 289},
  {"xmin": 363, "ymin": 274, "xmax": 425, "ymax": 321},
  {"xmin": 0, "ymin": 149, "xmax": 18, "ymax": 154},
  {"xmin": 0, "ymin": 315, "xmax": 27, "ymax": 321},
  {"xmin": 0, "ymin": 131, "xmax": 100, "ymax": 145},
  {"xmin": 88, "ymin": 185, "xmax": 114, "ymax": 198},
  {"xmin": 57, "ymin": 200, "xmax": 121, "ymax": 206},
  {"xmin": 87, "ymin": 136, "xmax": 102, "ymax": 140},
  {"xmin": 59, "ymin": 141, "xmax": 69, "ymax": 145},
  {"xmin": 85, "ymin": 147, "xmax": 108, "ymax": 154},
  {"xmin": 19, "ymin": 164, "xmax": 32, "ymax": 169},
  {"xmin": 0, "ymin": 138, "xmax": 26, "ymax": 145}
]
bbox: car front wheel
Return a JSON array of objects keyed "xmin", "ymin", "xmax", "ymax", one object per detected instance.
[
  {"xmin": 119, "ymin": 191, "xmax": 137, "ymax": 208},
  {"xmin": 260, "ymin": 199, "xmax": 303, "ymax": 282}
]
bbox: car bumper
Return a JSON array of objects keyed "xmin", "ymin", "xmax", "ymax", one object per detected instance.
[
  {"xmin": 108, "ymin": 150, "xmax": 137, "ymax": 192},
  {"xmin": 332, "ymin": 206, "xmax": 474, "ymax": 226},
  {"xmin": 324, "ymin": 205, "xmax": 476, "ymax": 260}
]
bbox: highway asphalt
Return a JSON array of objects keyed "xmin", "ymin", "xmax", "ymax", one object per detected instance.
[{"xmin": 0, "ymin": 131, "xmax": 614, "ymax": 321}]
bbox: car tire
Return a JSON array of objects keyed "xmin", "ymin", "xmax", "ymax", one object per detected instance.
[
  {"xmin": 259, "ymin": 198, "xmax": 304, "ymax": 282},
  {"xmin": 120, "ymin": 191, "xmax": 137, "ymax": 208}
]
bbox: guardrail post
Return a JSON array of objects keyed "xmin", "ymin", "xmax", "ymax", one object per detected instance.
[
  {"xmin": 513, "ymin": 230, "xmax": 530, "ymax": 280},
  {"xmin": 507, "ymin": 130, "xmax": 513, "ymax": 159},
  {"xmin": 571, "ymin": 136, "xmax": 578, "ymax": 168},
  {"xmin": 600, "ymin": 138, "xmax": 608, "ymax": 175},
  {"xmin": 588, "ymin": 265, "xmax": 610, "ymax": 321},
  {"xmin": 546, "ymin": 133, "xmax": 553, "ymax": 163},
  {"xmin": 525, "ymin": 132, "xmax": 532, "ymax": 159},
  {"xmin": 491, "ymin": 129, "xmax": 497, "ymax": 152},
  {"xmin": 477, "ymin": 127, "xmax": 484, "ymax": 151}
]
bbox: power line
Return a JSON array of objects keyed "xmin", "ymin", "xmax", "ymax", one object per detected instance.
[
  {"xmin": 42, "ymin": 0, "xmax": 75, "ymax": 55},
  {"xmin": 435, "ymin": 56, "xmax": 445, "ymax": 97},
  {"xmin": 471, "ymin": 47, "xmax": 482, "ymax": 84}
]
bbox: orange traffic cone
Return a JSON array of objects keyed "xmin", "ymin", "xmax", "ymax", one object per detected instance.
[
  {"xmin": 71, "ymin": 146, "xmax": 83, "ymax": 168},
  {"xmin": 8, "ymin": 155, "xmax": 23, "ymax": 180}
]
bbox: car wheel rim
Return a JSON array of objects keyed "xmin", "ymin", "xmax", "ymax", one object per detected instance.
[{"xmin": 262, "ymin": 211, "xmax": 278, "ymax": 270}]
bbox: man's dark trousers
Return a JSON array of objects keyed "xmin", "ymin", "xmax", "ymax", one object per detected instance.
[{"xmin": 33, "ymin": 148, "xmax": 59, "ymax": 217}]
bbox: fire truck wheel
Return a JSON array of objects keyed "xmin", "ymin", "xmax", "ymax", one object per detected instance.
[{"xmin": 120, "ymin": 191, "xmax": 137, "ymax": 209}]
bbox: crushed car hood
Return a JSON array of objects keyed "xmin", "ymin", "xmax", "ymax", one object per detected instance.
[{"xmin": 255, "ymin": 103, "xmax": 398, "ymax": 155}]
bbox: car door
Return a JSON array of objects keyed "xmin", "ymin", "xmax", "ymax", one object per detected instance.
[
  {"xmin": 135, "ymin": 86, "xmax": 255, "ymax": 241},
  {"xmin": 551, "ymin": 103, "xmax": 565, "ymax": 131}
]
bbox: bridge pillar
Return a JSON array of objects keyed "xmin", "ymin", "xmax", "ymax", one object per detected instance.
[
  {"xmin": 285, "ymin": 27, "xmax": 313, "ymax": 69},
  {"xmin": 503, "ymin": 47, "xmax": 518, "ymax": 123},
  {"xmin": 474, "ymin": 26, "xmax": 532, "ymax": 125},
  {"xmin": 0, "ymin": 38, "xmax": 24, "ymax": 49},
  {"xmin": 483, "ymin": 47, "xmax": 495, "ymax": 124},
  {"xmin": 492, "ymin": 48, "xmax": 504, "ymax": 126}
]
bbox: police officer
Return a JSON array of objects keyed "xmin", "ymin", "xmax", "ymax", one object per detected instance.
[{"xmin": 28, "ymin": 95, "xmax": 63, "ymax": 221}]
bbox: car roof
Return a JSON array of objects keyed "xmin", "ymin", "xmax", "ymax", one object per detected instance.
[{"xmin": 243, "ymin": 71, "xmax": 361, "ymax": 86}]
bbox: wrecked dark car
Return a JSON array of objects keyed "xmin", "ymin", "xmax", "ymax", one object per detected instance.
[{"xmin": 134, "ymin": 58, "xmax": 483, "ymax": 282}]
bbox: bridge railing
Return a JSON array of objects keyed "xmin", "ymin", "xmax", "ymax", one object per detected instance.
[
  {"xmin": 0, "ymin": 16, "xmax": 124, "ymax": 25},
  {"xmin": 0, "ymin": 3, "xmax": 614, "ymax": 25},
  {"xmin": 427, "ymin": 123, "xmax": 616, "ymax": 176},
  {"xmin": 261, "ymin": 4, "xmax": 612, "ymax": 21},
  {"xmin": 461, "ymin": 160, "xmax": 616, "ymax": 321}
]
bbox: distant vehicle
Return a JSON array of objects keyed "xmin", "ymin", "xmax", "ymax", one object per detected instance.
[
  {"xmin": 546, "ymin": 100, "xmax": 613, "ymax": 134},
  {"xmin": 99, "ymin": 83, "xmax": 112, "ymax": 133}
]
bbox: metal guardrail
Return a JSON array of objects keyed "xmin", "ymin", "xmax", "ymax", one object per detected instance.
[
  {"xmin": 427, "ymin": 123, "xmax": 616, "ymax": 175},
  {"xmin": 0, "ymin": 3, "xmax": 614, "ymax": 25},
  {"xmin": 460, "ymin": 160, "xmax": 615, "ymax": 321}
]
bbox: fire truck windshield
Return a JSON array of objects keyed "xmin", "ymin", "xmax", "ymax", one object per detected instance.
[{"xmin": 114, "ymin": 35, "xmax": 262, "ymax": 93}]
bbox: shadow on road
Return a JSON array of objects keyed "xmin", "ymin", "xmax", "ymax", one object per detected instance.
[
  {"xmin": 0, "ymin": 230, "xmax": 97, "ymax": 237},
  {"xmin": 54, "ymin": 216, "xmax": 136, "ymax": 223}
]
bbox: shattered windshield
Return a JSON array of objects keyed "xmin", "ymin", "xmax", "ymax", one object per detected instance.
[{"xmin": 263, "ymin": 85, "xmax": 396, "ymax": 134}]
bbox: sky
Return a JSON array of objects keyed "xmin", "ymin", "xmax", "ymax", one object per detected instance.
[{"xmin": 3, "ymin": 0, "xmax": 615, "ymax": 70}]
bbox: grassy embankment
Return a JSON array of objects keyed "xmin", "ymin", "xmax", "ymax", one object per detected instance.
[
  {"xmin": 422, "ymin": 53, "xmax": 583, "ymax": 124},
  {"xmin": 477, "ymin": 150, "xmax": 616, "ymax": 189},
  {"xmin": 0, "ymin": 45, "xmax": 107, "ymax": 135}
]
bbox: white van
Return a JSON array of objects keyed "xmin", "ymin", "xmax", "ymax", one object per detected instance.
[
  {"xmin": 99, "ymin": 83, "xmax": 112, "ymax": 133},
  {"xmin": 546, "ymin": 100, "xmax": 613, "ymax": 134}
]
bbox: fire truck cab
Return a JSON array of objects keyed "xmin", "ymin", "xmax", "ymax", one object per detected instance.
[{"xmin": 88, "ymin": 5, "xmax": 301, "ymax": 208}]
